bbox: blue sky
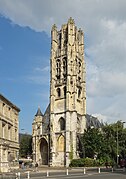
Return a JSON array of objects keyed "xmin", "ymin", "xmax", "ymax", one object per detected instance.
[
  {"xmin": 0, "ymin": 16, "xmax": 50, "ymax": 133},
  {"xmin": 0, "ymin": 0, "xmax": 126, "ymax": 133}
]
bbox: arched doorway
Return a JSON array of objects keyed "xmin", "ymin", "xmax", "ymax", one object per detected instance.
[
  {"xmin": 40, "ymin": 138, "xmax": 48, "ymax": 165},
  {"xmin": 57, "ymin": 135, "xmax": 66, "ymax": 166}
]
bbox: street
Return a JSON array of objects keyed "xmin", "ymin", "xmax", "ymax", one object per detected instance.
[
  {"xmin": 46, "ymin": 173, "xmax": 126, "ymax": 179},
  {"xmin": 0, "ymin": 167, "xmax": 126, "ymax": 179}
]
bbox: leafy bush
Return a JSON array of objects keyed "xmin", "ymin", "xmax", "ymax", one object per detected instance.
[
  {"xmin": 69, "ymin": 158, "xmax": 101, "ymax": 167},
  {"xmin": 69, "ymin": 159, "xmax": 85, "ymax": 167},
  {"xmin": 98, "ymin": 155, "xmax": 115, "ymax": 166},
  {"xmin": 84, "ymin": 158, "xmax": 94, "ymax": 167}
]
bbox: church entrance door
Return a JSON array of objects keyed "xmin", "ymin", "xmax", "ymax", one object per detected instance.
[{"xmin": 40, "ymin": 138, "xmax": 48, "ymax": 165}]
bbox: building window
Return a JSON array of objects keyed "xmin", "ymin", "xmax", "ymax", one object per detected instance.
[
  {"xmin": 2, "ymin": 103, "xmax": 5, "ymax": 115},
  {"xmin": 58, "ymin": 32, "xmax": 61, "ymax": 48},
  {"xmin": 8, "ymin": 125, "xmax": 11, "ymax": 140},
  {"xmin": 63, "ymin": 29, "xmax": 68, "ymax": 47},
  {"xmin": 2, "ymin": 122, "xmax": 6, "ymax": 138},
  {"xmin": 57, "ymin": 88, "xmax": 61, "ymax": 97},
  {"xmin": 59, "ymin": 117, "xmax": 65, "ymax": 131},
  {"xmin": 8, "ymin": 107, "xmax": 11, "ymax": 118},
  {"xmin": 63, "ymin": 57, "xmax": 67, "ymax": 74},
  {"xmin": 56, "ymin": 59, "xmax": 61, "ymax": 81}
]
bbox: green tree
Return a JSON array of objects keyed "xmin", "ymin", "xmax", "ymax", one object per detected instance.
[
  {"xmin": 19, "ymin": 134, "xmax": 32, "ymax": 158},
  {"xmin": 79, "ymin": 121, "xmax": 126, "ymax": 165},
  {"xmin": 102, "ymin": 121, "xmax": 126, "ymax": 162},
  {"xmin": 80, "ymin": 127, "xmax": 104, "ymax": 159}
]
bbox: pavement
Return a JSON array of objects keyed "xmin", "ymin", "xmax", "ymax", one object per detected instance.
[{"xmin": 9, "ymin": 165, "xmax": 126, "ymax": 174}]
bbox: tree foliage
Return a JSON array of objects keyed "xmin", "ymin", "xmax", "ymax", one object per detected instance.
[
  {"xmin": 80, "ymin": 127, "xmax": 103, "ymax": 158},
  {"xmin": 19, "ymin": 133, "xmax": 32, "ymax": 158},
  {"xmin": 80, "ymin": 121, "xmax": 126, "ymax": 164}
]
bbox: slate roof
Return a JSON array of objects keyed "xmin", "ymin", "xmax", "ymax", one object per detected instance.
[
  {"xmin": 35, "ymin": 107, "xmax": 43, "ymax": 117},
  {"xmin": 85, "ymin": 114, "xmax": 103, "ymax": 128}
]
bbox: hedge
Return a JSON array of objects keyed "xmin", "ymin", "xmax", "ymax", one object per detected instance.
[{"xmin": 69, "ymin": 158, "xmax": 101, "ymax": 167}]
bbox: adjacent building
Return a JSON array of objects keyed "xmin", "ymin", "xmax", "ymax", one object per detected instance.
[{"xmin": 0, "ymin": 94, "xmax": 20, "ymax": 172}]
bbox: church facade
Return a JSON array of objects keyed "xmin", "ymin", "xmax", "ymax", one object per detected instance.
[{"xmin": 32, "ymin": 18, "xmax": 87, "ymax": 167}]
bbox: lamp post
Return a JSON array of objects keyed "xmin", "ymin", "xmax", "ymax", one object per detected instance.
[
  {"xmin": 116, "ymin": 121, "xmax": 125, "ymax": 166},
  {"xmin": 116, "ymin": 124, "xmax": 119, "ymax": 165}
]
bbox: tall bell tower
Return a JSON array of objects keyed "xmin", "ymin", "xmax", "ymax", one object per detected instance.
[{"xmin": 50, "ymin": 18, "xmax": 86, "ymax": 167}]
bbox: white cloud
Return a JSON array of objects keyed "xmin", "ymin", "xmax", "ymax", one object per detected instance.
[
  {"xmin": 27, "ymin": 75, "xmax": 49, "ymax": 85},
  {"xmin": 27, "ymin": 66, "xmax": 50, "ymax": 85},
  {"xmin": 0, "ymin": 0, "xmax": 126, "ymax": 123},
  {"xmin": 35, "ymin": 66, "xmax": 50, "ymax": 72}
]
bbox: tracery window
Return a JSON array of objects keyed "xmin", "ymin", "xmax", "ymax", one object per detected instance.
[
  {"xmin": 58, "ymin": 32, "xmax": 61, "ymax": 48},
  {"xmin": 56, "ymin": 59, "xmax": 61, "ymax": 81},
  {"xmin": 63, "ymin": 58, "xmax": 67, "ymax": 82},
  {"xmin": 63, "ymin": 58, "xmax": 67, "ymax": 74},
  {"xmin": 63, "ymin": 29, "xmax": 68, "ymax": 47}
]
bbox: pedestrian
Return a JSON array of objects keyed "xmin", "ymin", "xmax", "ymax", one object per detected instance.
[{"xmin": 21, "ymin": 162, "xmax": 24, "ymax": 169}]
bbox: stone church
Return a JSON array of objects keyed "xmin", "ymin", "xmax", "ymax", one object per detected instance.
[{"xmin": 32, "ymin": 18, "xmax": 101, "ymax": 167}]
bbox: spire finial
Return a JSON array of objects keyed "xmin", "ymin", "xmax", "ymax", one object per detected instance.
[
  {"xmin": 68, "ymin": 17, "xmax": 75, "ymax": 24},
  {"xmin": 52, "ymin": 24, "xmax": 57, "ymax": 31}
]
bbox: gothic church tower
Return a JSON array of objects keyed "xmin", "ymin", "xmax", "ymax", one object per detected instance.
[{"xmin": 50, "ymin": 18, "xmax": 86, "ymax": 167}]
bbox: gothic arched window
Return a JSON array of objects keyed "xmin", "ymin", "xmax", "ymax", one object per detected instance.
[
  {"xmin": 56, "ymin": 59, "xmax": 61, "ymax": 81},
  {"xmin": 63, "ymin": 57, "xmax": 67, "ymax": 74},
  {"xmin": 58, "ymin": 32, "xmax": 61, "ymax": 48},
  {"xmin": 57, "ymin": 88, "xmax": 61, "ymax": 97},
  {"xmin": 59, "ymin": 117, "xmax": 65, "ymax": 131}
]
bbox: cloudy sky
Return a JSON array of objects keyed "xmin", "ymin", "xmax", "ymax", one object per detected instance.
[{"xmin": 0, "ymin": 0, "xmax": 126, "ymax": 133}]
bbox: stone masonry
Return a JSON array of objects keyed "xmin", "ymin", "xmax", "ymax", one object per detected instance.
[
  {"xmin": 32, "ymin": 18, "xmax": 86, "ymax": 167},
  {"xmin": 0, "ymin": 94, "xmax": 20, "ymax": 172}
]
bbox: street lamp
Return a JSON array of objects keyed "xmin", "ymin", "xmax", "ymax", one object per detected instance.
[
  {"xmin": 116, "ymin": 124, "xmax": 119, "ymax": 165},
  {"xmin": 116, "ymin": 121, "xmax": 125, "ymax": 166}
]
